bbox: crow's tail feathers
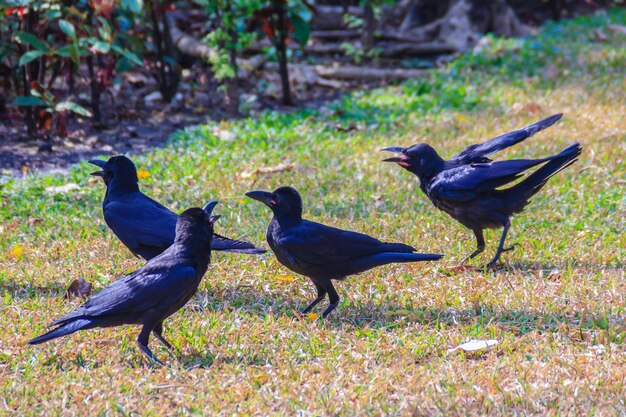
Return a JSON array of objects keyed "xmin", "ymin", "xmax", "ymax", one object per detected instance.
[
  {"xmin": 508, "ymin": 142, "xmax": 581, "ymax": 212},
  {"xmin": 376, "ymin": 252, "xmax": 444, "ymax": 264},
  {"xmin": 211, "ymin": 234, "xmax": 267, "ymax": 255},
  {"xmin": 28, "ymin": 318, "xmax": 93, "ymax": 345}
]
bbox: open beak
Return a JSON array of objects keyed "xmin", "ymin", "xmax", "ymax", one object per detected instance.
[
  {"xmin": 381, "ymin": 146, "xmax": 405, "ymax": 154},
  {"xmin": 245, "ymin": 190, "xmax": 275, "ymax": 207},
  {"xmin": 88, "ymin": 159, "xmax": 106, "ymax": 177},
  {"xmin": 209, "ymin": 215, "xmax": 221, "ymax": 223},
  {"xmin": 381, "ymin": 147, "xmax": 410, "ymax": 167},
  {"xmin": 202, "ymin": 200, "xmax": 219, "ymax": 216}
]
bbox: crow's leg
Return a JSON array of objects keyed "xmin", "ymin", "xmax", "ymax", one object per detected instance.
[
  {"xmin": 501, "ymin": 240, "xmax": 520, "ymax": 253},
  {"xmin": 152, "ymin": 322, "xmax": 173, "ymax": 351},
  {"xmin": 487, "ymin": 220, "xmax": 511, "ymax": 267},
  {"xmin": 300, "ymin": 283, "xmax": 327, "ymax": 316},
  {"xmin": 461, "ymin": 229, "xmax": 485, "ymax": 263},
  {"xmin": 320, "ymin": 281, "xmax": 340, "ymax": 319},
  {"xmin": 137, "ymin": 324, "xmax": 163, "ymax": 366}
]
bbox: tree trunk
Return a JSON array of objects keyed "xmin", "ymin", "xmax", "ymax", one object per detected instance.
[
  {"xmin": 149, "ymin": 0, "xmax": 179, "ymax": 102},
  {"xmin": 274, "ymin": 0, "xmax": 292, "ymax": 106},
  {"xmin": 87, "ymin": 55, "xmax": 101, "ymax": 126},
  {"xmin": 400, "ymin": 0, "xmax": 533, "ymax": 49},
  {"xmin": 224, "ymin": 2, "xmax": 240, "ymax": 117},
  {"xmin": 361, "ymin": 2, "xmax": 375, "ymax": 52}
]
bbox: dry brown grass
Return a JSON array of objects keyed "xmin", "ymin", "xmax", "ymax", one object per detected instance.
[{"xmin": 1, "ymin": 10, "xmax": 625, "ymax": 416}]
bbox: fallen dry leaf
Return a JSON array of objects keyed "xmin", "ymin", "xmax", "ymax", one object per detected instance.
[
  {"xmin": 447, "ymin": 339, "xmax": 498, "ymax": 354},
  {"xmin": 547, "ymin": 268, "xmax": 561, "ymax": 281},
  {"xmin": 28, "ymin": 218, "xmax": 44, "ymax": 226},
  {"xmin": 592, "ymin": 28, "xmax": 608, "ymax": 42},
  {"xmin": 522, "ymin": 102, "xmax": 542, "ymax": 115},
  {"xmin": 241, "ymin": 163, "xmax": 298, "ymax": 179},
  {"xmin": 212, "ymin": 126, "xmax": 236, "ymax": 141},
  {"xmin": 383, "ymin": 309, "xmax": 413, "ymax": 317},
  {"xmin": 444, "ymin": 265, "xmax": 475, "ymax": 274},
  {"xmin": 65, "ymin": 278, "xmax": 93, "ymax": 300},
  {"xmin": 45, "ymin": 183, "xmax": 81, "ymax": 195},
  {"xmin": 273, "ymin": 275, "xmax": 295, "ymax": 283},
  {"xmin": 608, "ymin": 24, "xmax": 626, "ymax": 35}
]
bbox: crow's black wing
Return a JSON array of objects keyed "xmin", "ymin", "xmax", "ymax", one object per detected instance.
[
  {"xmin": 451, "ymin": 114, "xmax": 562, "ymax": 164},
  {"xmin": 50, "ymin": 263, "xmax": 196, "ymax": 326},
  {"xmin": 211, "ymin": 233, "xmax": 266, "ymax": 254},
  {"xmin": 429, "ymin": 158, "xmax": 549, "ymax": 202},
  {"xmin": 276, "ymin": 220, "xmax": 415, "ymax": 266},
  {"xmin": 103, "ymin": 197, "xmax": 177, "ymax": 256}
]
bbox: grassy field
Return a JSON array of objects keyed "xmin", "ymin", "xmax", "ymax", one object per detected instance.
[{"xmin": 1, "ymin": 9, "xmax": 625, "ymax": 416}]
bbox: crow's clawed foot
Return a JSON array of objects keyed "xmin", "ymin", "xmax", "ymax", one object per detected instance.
[
  {"xmin": 138, "ymin": 344, "xmax": 165, "ymax": 367},
  {"xmin": 486, "ymin": 260, "xmax": 499, "ymax": 269},
  {"xmin": 321, "ymin": 303, "xmax": 338, "ymax": 319},
  {"xmin": 486, "ymin": 259, "xmax": 513, "ymax": 270},
  {"xmin": 502, "ymin": 243, "xmax": 520, "ymax": 253}
]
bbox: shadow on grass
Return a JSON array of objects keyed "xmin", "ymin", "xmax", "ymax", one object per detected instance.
[
  {"xmin": 202, "ymin": 287, "xmax": 615, "ymax": 334},
  {"xmin": 0, "ymin": 282, "xmax": 66, "ymax": 301}
]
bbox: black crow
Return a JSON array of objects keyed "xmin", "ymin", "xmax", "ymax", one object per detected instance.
[
  {"xmin": 29, "ymin": 204, "xmax": 220, "ymax": 364},
  {"xmin": 383, "ymin": 113, "xmax": 581, "ymax": 266},
  {"xmin": 246, "ymin": 186, "xmax": 443, "ymax": 318},
  {"xmin": 89, "ymin": 155, "xmax": 265, "ymax": 260}
]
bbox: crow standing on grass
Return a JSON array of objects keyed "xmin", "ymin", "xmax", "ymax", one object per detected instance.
[
  {"xmin": 382, "ymin": 113, "xmax": 581, "ymax": 267},
  {"xmin": 29, "ymin": 204, "xmax": 220, "ymax": 364},
  {"xmin": 88, "ymin": 155, "xmax": 265, "ymax": 260},
  {"xmin": 246, "ymin": 186, "xmax": 443, "ymax": 318}
]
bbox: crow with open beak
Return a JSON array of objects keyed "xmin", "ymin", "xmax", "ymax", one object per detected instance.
[
  {"xmin": 383, "ymin": 114, "xmax": 581, "ymax": 267},
  {"xmin": 89, "ymin": 155, "xmax": 265, "ymax": 260}
]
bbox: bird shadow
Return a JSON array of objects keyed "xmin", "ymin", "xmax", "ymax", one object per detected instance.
[
  {"xmin": 0, "ymin": 282, "xmax": 67, "ymax": 301},
  {"xmin": 193, "ymin": 287, "xmax": 608, "ymax": 334},
  {"xmin": 485, "ymin": 259, "xmax": 623, "ymax": 273},
  {"xmin": 174, "ymin": 351, "xmax": 274, "ymax": 370}
]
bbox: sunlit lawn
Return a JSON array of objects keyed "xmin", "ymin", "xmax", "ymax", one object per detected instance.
[{"xmin": 1, "ymin": 9, "xmax": 625, "ymax": 416}]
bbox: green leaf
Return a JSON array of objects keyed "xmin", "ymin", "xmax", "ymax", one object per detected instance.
[
  {"xmin": 14, "ymin": 32, "xmax": 50, "ymax": 53},
  {"xmin": 19, "ymin": 50, "xmax": 46, "ymax": 66},
  {"xmin": 55, "ymin": 45, "xmax": 72, "ymax": 58},
  {"xmin": 115, "ymin": 56, "xmax": 133, "ymax": 74},
  {"xmin": 112, "ymin": 45, "xmax": 142, "ymax": 66},
  {"xmin": 97, "ymin": 17, "xmax": 112, "ymax": 42},
  {"xmin": 70, "ymin": 43, "xmax": 80, "ymax": 66},
  {"xmin": 91, "ymin": 40, "xmax": 111, "ymax": 54},
  {"xmin": 58, "ymin": 20, "xmax": 76, "ymax": 39},
  {"xmin": 121, "ymin": 0, "xmax": 143, "ymax": 14},
  {"xmin": 12, "ymin": 96, "xmax": 48, "ymax": 106},
  {"xmin": 55, "ymin": 101, "xmax": 93, "ymax": 117},
  {"xmin": 290, "ymin": 14, "xmax": 311, "ymax": 48}
]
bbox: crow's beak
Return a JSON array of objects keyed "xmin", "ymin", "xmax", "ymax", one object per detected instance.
[
  {"xmin": 245, "ymin": 190, "xmax": 275, "ymax": 207},
  {"xmin": 382, "ymin": 156, "xmax": 407, "ymax": 163},
  {"xmin": 381, "ymin": 146, "xmax": 405, "ymax": 154},
  {"xmin": 88, "ymin": 159, "xmax": 106, "ymax": 177},
  {"xmin": 209, "ymin": 215, "xmax": 221, "ymax": 223},
  {"xmin": 381, "ymin": 147, "xmax": 410, "ymax": 166},
  {"xmin": 202, "ymin": 200, "xmax": 219, "ymax": 216}
]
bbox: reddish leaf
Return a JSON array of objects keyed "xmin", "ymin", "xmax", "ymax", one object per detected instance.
[
  {"xmin": 90, "ymin": 0, "xmax": 115, "ymax": 19},
  {"xmin": 261, "ymin": 18, "xmax": 274, "ymax": 39},
  {"xmin": 30, "ymin": 80, "xmax": 44, "ymax": 93},
  {"xmin": 55, "ymin": 113, "xmax": 67, "ymax": 135},
  {"xmin": 37, "ymin": 110, "xmax": 52, "ymax": 131}
]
